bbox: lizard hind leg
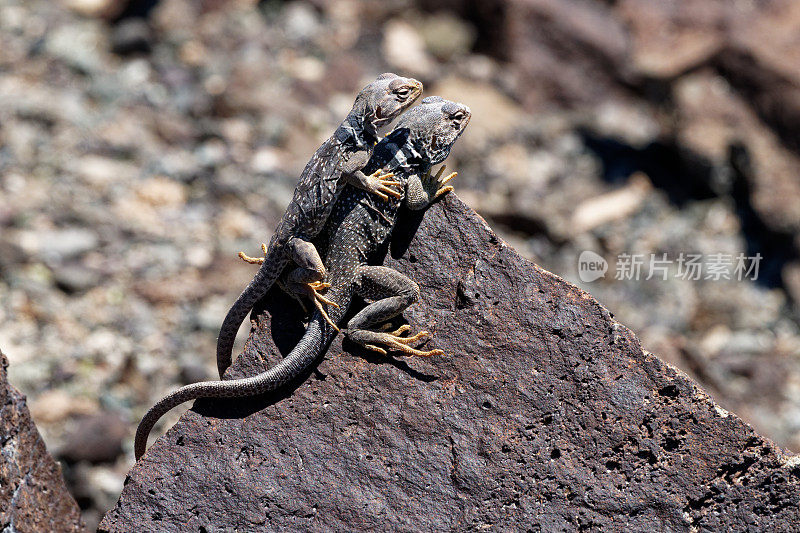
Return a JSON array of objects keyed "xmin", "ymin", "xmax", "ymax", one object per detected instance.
[
  {"xmin": 283, "ymin": 237, "xmax": 340, "ymax": 331},
  {"xmin": 345, "ymin": 265, "xmax": 443, "ymax": 357}
]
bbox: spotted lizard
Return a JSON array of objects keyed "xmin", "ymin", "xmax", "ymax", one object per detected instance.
[
  {"xmin": 216, "ymin": 73, "xmax": 422, "ymax": 378},
  {"xmin": 135, "ymin": 97, "xmax": 471, "ymax": 460}
]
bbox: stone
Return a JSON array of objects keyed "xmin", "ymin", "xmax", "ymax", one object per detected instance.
[
  {"xmin": 18, "ymin": 227, "xmax": 99, "ymax": 262},
  {"xmin": 0, "ymin": 349, "xmax": 84, "ymax": 532},
  {"xmin": 111, "ymin": 18, "xmax": 153, "ymax": 56},
  {"xmin": 571, "ymin": 172, "xmax": 652, "ymax": 234},
  {"xmin": 58, "ymin": 413, "xmax": 127, "ymax": 464},
  {"xmin": 101, "ymin": 196, "xmax": 800, "ymax": 531},
  {"xmin": 44, "ymin": 20, "xmax": 107, "ymax": 74},
  {"xmin": 419, "ymin": 11, "xmax": 476, "ymax": 61},
  {"xmin": 381, "ymin": 19, "xmax": 436, "ymax": 77},
  {"xmin": 616, "ymin": 0, "xmax": 726, "ymax": 78},
  {"xmin": 54, "ymin": 263, "xmax": 102, "ymax": 294},
  {"xmin": 28, "ymin": 389, "xmax": 98, "ymax": 425},
  {"xmin": 61, "ymin": 0, "xmax": 127, "ymax": 20},
  {"xmin": 674, "ymin": 70, "xmax": 800, "ymax": 236},
  {"xmin": 504, "ymin": 0, "xmax": 631, "ymax": 109}
]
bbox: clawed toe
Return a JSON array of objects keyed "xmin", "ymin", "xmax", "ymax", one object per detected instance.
[
  {"xmin": 379, "ymin": 323, "xmax": 410, "ymax": 336},
  {"xmin": 304, "ymin": 282, "xmax": 340, "ymax": 331},
  {"xmin": 369, "ymin": 169, "xmax": 403, "ymax": 201},
  {"xmin": 440, "ymin": 171, "xmax": 457, "ymax": 185},
  {"xmin": 353, "ymin": 328, "xmax": 442, "ymax": 357},
  {"xmin": 238, "ymin": 243, "xmax": 268, "ymax": 264},
  {"xmin": 395, "ymin": 330, "xmax": 431, "ymax": 344},
  {"xmin": 364, "ymin": 344, "xmax": 388, "ymax": 355},
  {"xmin": 434, "ymin": 185, "xmax": 454, "ymax": 199}
]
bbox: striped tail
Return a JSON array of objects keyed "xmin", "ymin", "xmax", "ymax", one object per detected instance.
[
  {"xmin": 136, "ymin": 314, "xmax": 335, "ymax": 460},
  {"xmin": 216, "ymin": 253, "xmax": 290, "ymax": 378}
]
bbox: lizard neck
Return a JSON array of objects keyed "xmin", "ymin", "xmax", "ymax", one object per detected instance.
[
  {"xmin": 333, "ymin": 100, "xmax": 379, "ymax": 150},
  {"xmin": 374, "ymin": 128, "xmax": 427, "ymax": 176}
]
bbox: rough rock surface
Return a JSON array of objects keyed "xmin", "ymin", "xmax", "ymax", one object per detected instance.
[
  {"xmin": 101, "ymin": 197, "xmax": 799, "ymax": 531},
  {"xmin": 0, "ymin": 349, "xmax": 84, "ymax": 532}
]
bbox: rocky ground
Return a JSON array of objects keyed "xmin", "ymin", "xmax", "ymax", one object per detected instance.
[{"xmin": 0, "ymin": 0, "xmax": 798, "ymax": 528}]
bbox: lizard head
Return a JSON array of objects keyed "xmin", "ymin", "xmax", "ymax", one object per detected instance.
[
  {"xmin": 395, "ymin": 96, "xmax": 471, "ymax": 165},
  {"xmin": 355, "ymin": 73, "xmax": 423, "ymax": 131}
]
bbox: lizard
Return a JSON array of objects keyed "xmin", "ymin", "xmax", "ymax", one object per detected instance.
[
  {"xmin": 135, "ymin": 97, "xmax": 471, "ymax": 460},
  {"xmin": 216, "ymin": 73, "xmax": 423, "ymax": 379}
]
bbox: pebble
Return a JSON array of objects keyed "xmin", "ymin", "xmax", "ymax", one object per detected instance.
[
  {"xmin": 54, "ymin": 264, "xmax": 102, "ymax": 294},
  {"xmin": 111, "ymin": 18, "xmax": 152, "ymax": 56},
  {"xmin": 18, "ymin": 228, "xmax": 99, "ymax": 261}
]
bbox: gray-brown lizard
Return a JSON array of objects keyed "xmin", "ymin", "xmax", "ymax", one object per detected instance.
[
  {"xmin": 135, "ymin": 97, "xmax": 471, "ymax": 460},
  {"xmin": 216, "ymin": 73, "xmax": 422, "ymax": 378}
]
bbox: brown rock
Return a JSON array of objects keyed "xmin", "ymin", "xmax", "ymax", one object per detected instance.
[
  {"xmin": 101, "ymin": 196, "xmax": 800, "ymax": 531},
  {"xmin": 715, "ymin": 46, "xmax": 800, "ymax": 156},
  {"xmin": 505, "ymin": 0, "xmax": 631, "ymax": 109},
  {"xmin": 674, "ymin": 70, "xmax": 800, "ymax": 235},
  {"xmin": 616, "ymin": 0, "xmax": 726, "ymax": 78},
  {"xmin": 59, "ymin": 413, "xmax": 128, "ymax": 464},
  {"xmin": 0, "ymin": 349, "xmax": 85, "ymax": 532}
]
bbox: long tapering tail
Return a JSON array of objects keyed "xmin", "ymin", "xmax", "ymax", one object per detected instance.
[
  {"xmin": 216, "ymin": 253, "xmax": 290, "ymax": 378},
  {"xmin": 137, "ymin": 315, "xmax": 335, "ymax": 460}
]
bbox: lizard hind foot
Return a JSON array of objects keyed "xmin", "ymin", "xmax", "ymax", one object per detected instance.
[
  {"xmin": 350, "ymin": 328, "xmax": 444, "ymax": 358},
  {"xmin": 238, "ymin": 243, "xmax": 268, "ymax": 265},
  {"xmin": 304, "ymin": 281, "xmax": 340, "ymax": 332}
]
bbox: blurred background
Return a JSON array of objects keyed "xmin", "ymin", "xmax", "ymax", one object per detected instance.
[{"xmin": 1, "ymin": 0, "xmax": 799, "ymax": 527}]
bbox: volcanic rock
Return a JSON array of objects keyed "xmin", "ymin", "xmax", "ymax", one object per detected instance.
[
  {"xmin": 101, "ymin": 196, "xmax": 800, "ymax": 531},
  {"xmin": 0, "ymin": 349, "xmax": 84, "ymax": 532}
]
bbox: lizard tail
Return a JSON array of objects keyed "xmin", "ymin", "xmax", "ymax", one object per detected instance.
[
  {"xmin": 216, "ymin": 254, "xmax": 290, "ymax": 378},
  {"xmin": 136, "ymin": 314, "xmax": 335, "ymax": 460}
]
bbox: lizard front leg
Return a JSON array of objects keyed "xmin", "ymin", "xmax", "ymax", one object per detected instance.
[
  {"xmin": 341, "ymin": 149, "xmax": 402, "ymax": 201},
  {"xmin": 344, "ymin": 265, "xmax": 443, "ymax": 357},
  {"xmin": 405, "ymin": 164, "xmax": 457, "ymax": 211},
  {"xmin": 282, "ymin": 237, "xmax": 340, "ymax": 331}
]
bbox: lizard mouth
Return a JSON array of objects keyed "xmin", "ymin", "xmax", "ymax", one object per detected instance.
[{"xmin": 373, "ymin": 105, "xmax": 392, "ymax": 126}]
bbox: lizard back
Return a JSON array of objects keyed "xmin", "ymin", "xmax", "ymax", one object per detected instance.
[{"xmin": 269, "ymin": 135, "xmax": 348, "ymax": 247}]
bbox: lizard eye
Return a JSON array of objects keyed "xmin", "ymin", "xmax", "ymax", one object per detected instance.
[{"xmin": 394, "ymin": 87, "xmax": 411, "ymax": 97}]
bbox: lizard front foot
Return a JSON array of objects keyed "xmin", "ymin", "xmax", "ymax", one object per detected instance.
[
  {"xmin": 423, "ymin": 165, "xmax": 457, "ymax": 200},
  {"xmin": 348, "ymin": 325, "xmax": 443, "ymax": 357},
  {"xmin": 238, "ymin": 243, "xmax": 268, "ymax": 265},
  {"xmin": 365, "ymin": 169, "xmax": 403, "ymax": 201}
]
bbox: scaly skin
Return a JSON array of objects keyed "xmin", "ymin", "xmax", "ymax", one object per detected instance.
[
  {"xmin": 215, "ymin": 73, "xmax": 422, "ymax": 378},
  {"xmin": 135, "ymin": 97, "xmax": 471, "ymax": 460}
]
